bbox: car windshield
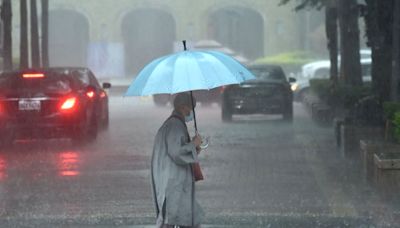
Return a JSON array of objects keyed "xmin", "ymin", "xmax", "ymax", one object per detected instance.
[{"xmin": 250, "ymin": 67, "xmax": 286, "ymax": 81}]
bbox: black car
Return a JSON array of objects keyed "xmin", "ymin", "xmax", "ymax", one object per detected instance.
[
  {"xmin": 0, "ymin": 67, "xmax": 111, "ymax": 145},
  {"xmin": 221, "ymin": 64, "xmax": 295, "ymax": 122},
  {"xmin": 153, "ymin": 87, "xmax": 222, "ymax": 107}
]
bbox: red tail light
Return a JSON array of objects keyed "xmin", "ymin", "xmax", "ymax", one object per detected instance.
[
  {"xmin": 60, "ymin": 97, "xmax": 77, "ymax": 111},
  {"xmin": 100, "ymin": 91, "xmax": 106, "ymax": 98},
  {"xmin": 86, "ymin": 91, "xmax": 95, "ymax": 98},
  {"xmin": 23, "ymin": 73, "xmax": 45, "ymax": 78}
]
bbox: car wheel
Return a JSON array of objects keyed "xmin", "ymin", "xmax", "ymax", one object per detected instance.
[
  {"xmin": 102, "ymin": 111, "xmax": 109, "ymax": 130},
  {"xmin": 221, "ymin": 101, "xmax": 232, "ymax": 122},
  {"xmin": 283, "ymin": 103, "xmax": 293, "ymax": 122},
  {"xmin": 72, "ymin": 115, "xmax": 98, "ymax": 144},
  {"xmin": 87, "ymin": 116, "xmax": 98, "ymax": 141}
]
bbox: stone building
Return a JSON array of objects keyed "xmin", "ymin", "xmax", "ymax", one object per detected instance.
[{"xmin": 8, "ymin": 0, "xmax": 322, "ymax": 78}]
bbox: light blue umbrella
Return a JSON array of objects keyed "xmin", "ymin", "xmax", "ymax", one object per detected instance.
[
  {"xmin": 125, "ymin": 48, "xmax": 255, "ymax": 96},
  {"xmin": 125, "ymin": 41, "xmax": 256, "ymax": 130}
]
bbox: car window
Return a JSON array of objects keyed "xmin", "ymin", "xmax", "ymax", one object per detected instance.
[
  {"xmin": 314, "ymin": 68, "xmax": 329, "ymax": 78},
  {"xmin": 88, "ymin": 71, "xmax": 101, "ymax": 88},
  {"xmin": 0, "ymin": 72, "xmax": 73, "ymax": 94},
  {"xmin": 250, "ymin": 67, "xmax": 286, "ymax": 81},
  {"xmin": 72, "ymin": 70, "xmax": 90, "ymax": 86}
]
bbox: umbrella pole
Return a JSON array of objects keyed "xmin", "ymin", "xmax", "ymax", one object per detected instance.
[
  {"xmin": 183, "ymin": 40, "xmax": 199, "ymax": 134},
  {"xmin": 190, "ymin": 91, "xmax": 198, "ymax": 133}
]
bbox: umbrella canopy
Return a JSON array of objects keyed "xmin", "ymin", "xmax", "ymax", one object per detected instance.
[{"xmin": 125, "ymin": 50, "xmax": 255, "ymax": 96}]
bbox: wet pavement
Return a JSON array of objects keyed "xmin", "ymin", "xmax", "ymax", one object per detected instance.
[{"xmin": 0, "ymin": 91, "xmax": 399, "ymax": 227}]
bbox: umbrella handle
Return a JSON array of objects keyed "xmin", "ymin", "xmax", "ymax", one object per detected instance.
[
  {"xmin": 190, "ymin": 91, "xmax": 198, "ymax": 133},
  {"xmin": 183, "ymin": 40, "xmax": 187, "ymax": 51}
]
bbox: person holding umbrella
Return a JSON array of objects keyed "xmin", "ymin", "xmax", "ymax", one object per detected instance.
[
  {"xmin": 152, "ymin": 92, "xmax": 205, "ymax": 228},
  {"xmin": 125, "ymin": 40, "xmax": 256, "ymax": 227}
]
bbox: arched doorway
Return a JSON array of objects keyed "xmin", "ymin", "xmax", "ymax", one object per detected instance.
[
  {"xmin": 208, "ymin": 7, "xmax": 264, "ymax": 60},
  {"xmin": 122, "ymin": 9, "xmax": 176, "ymax": 75},
  {"xmin": 49, "ymin": 10, "xmax": 89, "ymax": 67}
]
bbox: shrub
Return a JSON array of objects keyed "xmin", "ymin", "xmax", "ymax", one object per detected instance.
[
  {"xmin": 383, "ymin": 102, "xmax": 400, "ymax": 142},
  {"xmin": 383, "ymin": 102, "xmax": 400, "ymax": 121},
  {"xmin": 309, "ymin": 79, "xmax": 333, "ymax": 101},
  {"xmin": 393, "ymin": 112, "xmax": 400, "ymax": 142},
  {"xmin": 309, "ymin": 79, "xmax": 372, "ymax": 109}
]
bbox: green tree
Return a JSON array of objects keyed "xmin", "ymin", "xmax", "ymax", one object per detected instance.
[
  {"xmin": 20, "ymin": 0, "xmax": 29, "ymax": 69},
  {"xmin": 41, "ymin": 0, "xmax": 49, "ymax": 68},
  {"xmin": 280, "ymin": 0, "xmax": 362, "ymax": 86},
  {"xmin": 30, "ymin": 0, "xmax": 40, "ymax": 68},
  {"xmin": 392, "ymin": 0, "xmax": 400, "ymax": 101},
  {"xmin": 325, "ymin": 0, "xmax": 338, "ymax": 83},
  {"xmin": 338, "ymin": 0, "xmax": 362, "ymax": 86},
  {"xmin": 364, "ymin": 0, "xmax": 394, "ymax": 102},
  {"xmin": 1, "ymin": 0, "xmax": 12, "ymax": 70}
]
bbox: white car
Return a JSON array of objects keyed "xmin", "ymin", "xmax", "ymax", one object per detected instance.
[{"xmin": 292, "ymin": 57, "xmax": 371, "ymax": 101}]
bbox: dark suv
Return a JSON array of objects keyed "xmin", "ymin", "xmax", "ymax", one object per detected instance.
[
  {"xmin": 0, "ymin": 67, "xmax": 111, "ymax": 145},
  {"xmin": 221, "ymin": 64, "xmax": 295, "ymax": 122}
]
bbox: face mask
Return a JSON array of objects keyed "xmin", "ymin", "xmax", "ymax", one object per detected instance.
[{"xmin": 185, "ymin": 110, "xmax": 194, "ymax": 122}]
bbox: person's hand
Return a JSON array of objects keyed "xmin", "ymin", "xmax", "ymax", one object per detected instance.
[{"xmin": 192, "ymin": 134, "xmax": 202, "ymax": 148}]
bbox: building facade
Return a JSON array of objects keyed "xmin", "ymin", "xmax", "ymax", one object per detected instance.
[{"xmin": 9, "ymin": 0, "xmax": 316, "ymax": 78}]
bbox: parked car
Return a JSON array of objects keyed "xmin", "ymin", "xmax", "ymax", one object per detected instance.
[
  {"xmin": 0, "ymin": 67, "xmax": 111, "ymax": 145},
  {"xmin": 221, "ymin": 64, "xmax": 295, "ymax": 122},
  {"xmin": 293, "ymin": 58, "xmax": 371, "ymax": 101}
]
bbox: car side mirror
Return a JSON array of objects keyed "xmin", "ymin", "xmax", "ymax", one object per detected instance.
[
  {"xmin": 288, "ymin": 77, "xmax": 296, "ymax": 83},
  {"xmin": 102, "ymin": 82, "xmax": 111, "ymax": 89}
]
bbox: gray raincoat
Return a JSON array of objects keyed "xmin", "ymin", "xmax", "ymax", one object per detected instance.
[{"xmin": 151, "ymin": 111, "xmax": 204, "ymax": 227}]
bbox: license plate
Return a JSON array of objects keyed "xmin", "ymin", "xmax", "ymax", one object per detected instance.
[{"xmin": 19, "ymin": 99, "xmax": 41, "ymax": 111}]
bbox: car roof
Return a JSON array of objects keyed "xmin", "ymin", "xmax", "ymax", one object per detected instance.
[
  {"xmin": 247, "ymin": 64, "xmax": 284, "ymax": 70},
  {"xmin": 0, "ymin": 67, "xmax": 91, "ymax": 75}
]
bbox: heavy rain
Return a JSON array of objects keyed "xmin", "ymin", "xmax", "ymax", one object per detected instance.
[{"xmin": 0, "ymin": 0, "xmax": 398, "ymax": 227}]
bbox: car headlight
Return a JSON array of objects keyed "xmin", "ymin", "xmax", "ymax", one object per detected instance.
[{"xmin": 291, "ymin": 83, "xmax": 299, "ymax": 91}]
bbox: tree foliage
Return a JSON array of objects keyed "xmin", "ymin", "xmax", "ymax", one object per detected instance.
[{"xmin": 279, "ymin": 0, "xmax": 330, "ymax": 11}]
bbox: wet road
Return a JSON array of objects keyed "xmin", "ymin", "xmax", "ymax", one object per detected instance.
[{"xmin": 0, "ymin": 91, "xmax": 399, "ymax": 227}]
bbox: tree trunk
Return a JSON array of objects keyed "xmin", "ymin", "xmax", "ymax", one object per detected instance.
[
  {"xmin": 20, "ymin": 0, "xmax": 29, "ymax": 69},
  {"xmin": 325, "ymin": 1, "xmax": 338, "ymax": 84},
  {"xmin": 30, "ymin": 0, "xmax": 40, "ymax": 68},
  {"xmin": 1, "ymin": 0, "xmax": 12, "ymax": 70},
  {"xmin": 364, "ymin": 0, "xmax": 394, "ymax": 102},
  {"xmin": 391, "ymin": 0, "xmax": 400, "ymax": 101},
  {"xmin": 338, "ymin": 0, "xmax": 362, "ymax": 86},
  {"xmin": 41, "ymin": 0, "xmax": 49, "ymax": 68}
]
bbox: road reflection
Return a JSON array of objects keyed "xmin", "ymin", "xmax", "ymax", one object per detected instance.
[
  {"xmin": 58, "ymin": 151, "xmax": 80, "ymax": 177},
  {"xmin": 0, "ymin": 140, "xmax": 85, "ymax": 181},
  {"xmin": 0, "ymin": 155, "xmax": 6, "ymax": 181}
]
